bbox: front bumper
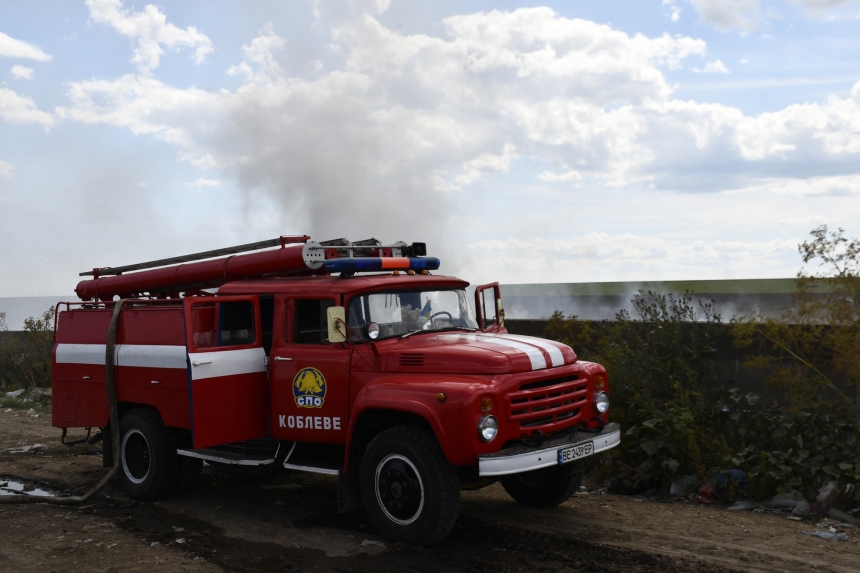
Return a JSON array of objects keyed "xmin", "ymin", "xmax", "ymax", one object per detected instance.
[{"xmin": 477, "ymin": 422, "xmax": 621, "ymax": 477}]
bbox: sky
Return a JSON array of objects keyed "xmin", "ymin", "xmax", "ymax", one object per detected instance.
[{"xmin": 0, "ymin": 0, "xmax": 859, "ymax": 298}]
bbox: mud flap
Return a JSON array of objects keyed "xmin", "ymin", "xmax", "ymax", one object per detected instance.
[{"xmin": 338, "ymin": 471, "xmax": 362, "ymax": 513}]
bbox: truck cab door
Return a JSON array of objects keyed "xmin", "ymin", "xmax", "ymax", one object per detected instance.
[
  {"xmin": 269, "ymin": 296, "xmax": 351, "ymax": 443},
  {"xmin": 184, "ymin": 296, "xmax": 268, "ymax": 449},
  {"xmin": 475, "ymin": 282, "xmax": 507, "ymax": 333}
]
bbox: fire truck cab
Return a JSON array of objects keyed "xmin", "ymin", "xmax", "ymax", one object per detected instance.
[{"xmin": 52, "ymin": 237, "xmax": 619, "ymax": 544}]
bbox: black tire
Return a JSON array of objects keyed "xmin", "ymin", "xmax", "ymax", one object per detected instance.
[
  {"xmin": 501, "ymin": 462, "xmax": 583, "ymax": 507},
  {"xmin": 360, "ymin": 425, "xmax": 460, "ymax": 545},
  {"xmin": 173, "ymin": 456, "xmax": 203, "ymax": 494},
  {"xmin": 117, "ymin": 409, "xmax": 178, "ymax": 500}
]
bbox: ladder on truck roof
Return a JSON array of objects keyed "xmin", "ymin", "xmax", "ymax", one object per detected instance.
[{"xmin": 74, "ymin": 235, "xmax": 437, "ymax": 301}]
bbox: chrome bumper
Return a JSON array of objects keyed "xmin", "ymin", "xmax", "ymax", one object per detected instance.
[{"xmin": 477, "ymin": 422, "xmax": 621, "ymax": 477}]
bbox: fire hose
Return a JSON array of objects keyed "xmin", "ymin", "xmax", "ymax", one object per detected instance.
[{"xmin": 0, "ymin": 300, "xmax": 124, "ymax": 505}]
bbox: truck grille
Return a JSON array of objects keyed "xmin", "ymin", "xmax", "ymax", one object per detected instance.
[
  {"xmin": 399, "ymin": 353, "xmax": 425, "ymax": 367},
  {"xmin": 506, "ymin": 375, "xmax": 587, "ymax": 431}
]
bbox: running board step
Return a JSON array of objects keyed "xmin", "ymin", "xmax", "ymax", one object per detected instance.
[
  {"xmin": 283, "ymin": 459, "xmax": 341, "ymax": 476},
  {"xmin": 177, "ymin": 438, "xmax": 281, "ymax": 466}
]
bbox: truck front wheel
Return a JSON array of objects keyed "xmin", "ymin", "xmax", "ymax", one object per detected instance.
[
  {"xmin": 501, "ymin": 462, "xmax": 583, "ymax": 507},
  {"xmin": 118, "ymin": 409, "xmax": 178, "ymax": 500},
  {"xmin": 360, "ymin": 425, "xmax": 460, "ymax": 545}
]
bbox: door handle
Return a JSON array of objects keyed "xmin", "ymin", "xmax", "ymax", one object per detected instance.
[
  {"xmin": 274, "ymin": 357, "xmax": 292, "ymax": 362},
  {"xmin": 192, "ymin": 360, "xmax": 212, "ymax": 366}
]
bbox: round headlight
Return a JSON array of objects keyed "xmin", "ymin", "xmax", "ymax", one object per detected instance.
[
  {"xmin": 367, "ymin": 322, "xmax": 380, "ymax": 340},
  {"xmin": 594, "ymin": 391, "xmax": 610, "ymax": 414},
  {"xmin": 478, "ymin": 415, "xmax": 498, "ymax": 442}
]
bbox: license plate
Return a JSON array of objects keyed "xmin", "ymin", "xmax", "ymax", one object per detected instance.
[{"xmin": 557, "ymin": 441, "xmax": 594, "ymax": 464}]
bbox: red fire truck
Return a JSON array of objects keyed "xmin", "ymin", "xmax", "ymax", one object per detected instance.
[{"xmin": 52, "ymin": 236, "xmax": 619, "ymax": 544}]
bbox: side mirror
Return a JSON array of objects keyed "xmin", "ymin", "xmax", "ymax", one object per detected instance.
[
  {"xmin": 326, "ymin": 306, "xmax": 347, "ymax": 343},
  {"xmin": 496, "ymin": 299, "xmax": 505, "ymax": 327}
]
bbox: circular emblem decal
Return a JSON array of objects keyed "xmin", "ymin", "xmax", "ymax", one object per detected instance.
[{"xmin": 293, "ymin": 367, "xmax": 326, "ymax": 408}]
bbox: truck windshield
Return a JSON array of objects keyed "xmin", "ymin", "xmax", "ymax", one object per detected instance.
[{"xmin": 347, "ymin": 289, "xmax": 478, "ymax": 340}]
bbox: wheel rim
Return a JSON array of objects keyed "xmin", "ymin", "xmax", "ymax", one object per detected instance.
[
  {"xmin": 374, "ymin": 454, "xmax": 424, "ymax": 526},
  {"xmin": 121, "ymin": 429, "xmax": 151, "ymax": 485}
]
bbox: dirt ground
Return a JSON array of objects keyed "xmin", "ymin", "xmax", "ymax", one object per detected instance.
[{"xmin": 2, "ymin": 408, "xmax": 859, "ymax": 573}]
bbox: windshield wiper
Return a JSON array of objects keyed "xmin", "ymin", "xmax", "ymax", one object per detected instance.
[{"xmin": 401, "ymin": 326, "xmax": 476, "ymax": 339}]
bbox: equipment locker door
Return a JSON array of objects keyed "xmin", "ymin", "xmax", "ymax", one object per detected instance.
[
  {"xmin": 184, "ymin": 296, "xmax": 269, "ymax": 449},
  {"xmin": 475, "ymin": 282, "xmax": 506, "ymax": 333}
]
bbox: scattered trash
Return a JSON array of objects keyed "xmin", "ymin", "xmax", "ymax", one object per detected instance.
[
  {"xmin": 787, "ymin": 516, "xmax": 803, "ymax": 521},
  {"xmin": 172, "ymin": 526, "xmax": 185, "ymax": 533},
  {"xmin": 3, "ymin": 408, "xmax": 12, "ymax": 413},
  {"xmin": 728, "ymin": 500, "xmax": 759, "ymax": 511},
  {"xmin": 5, "ymin": 389, "xmax": 25, "ymax": 398},
  {"xmin": 26, "ymin": 408, "xmax": 37, "ymax": 417},
  {"xmin": 714, "ymin": 469, "xmax": 748, "ymax": 490},
  {"xmin": 150, "ymin": 542, "xmax": 160, "ymax": 548},
  {"xmin": 827, "ymin": 508, "xmax": 860, "ymax": 527},
  {"xmin": 361, "ymin": 539, "xmax": 385, "ymax": 548},
  {"xmin": 176, "ymin": 538, "xmax": 187, "ymax": 544},
  {"xmin": 816, "ymin": 481, "xmax": 840, "ymax": 508},
  {"xmin": 802, "ymin": 530, "xmax": 850, "ymax": 542},
  {"xmin": 6, "ymin": 444, "xmax": 46, "ymax": 454},
  {"xmin": 0, "ymin": 479, "xmax": 53, "ymax": 497},
  {"xmin": 262, "ymin": 483, "xmax": 302, "ymax": 490},
  {"xmin": 669, "ymin": 475, "xmax": 699, "ymax": 498},
  {"xmin": 696, "ymin": 484, "xmax": 717, "ymax": 504},
  {"xmin": 762, "ymin": 491, "xmax": 810, "ymax": 517},
  {"xmin": 82, "ymin": 445, "xmax": 102, "ymax": 456}
]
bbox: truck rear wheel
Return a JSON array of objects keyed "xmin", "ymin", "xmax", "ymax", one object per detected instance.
[
  {"xmin": 501, "ymin": 462, "xmax": 583, "ymax": 507},
  {"xmin": 360, "ymin": 425, "xmax": 459, "ymax": 545},
  {"xmin": 118, "ymin": 409, "xmax": 178, "ymax": 500}
]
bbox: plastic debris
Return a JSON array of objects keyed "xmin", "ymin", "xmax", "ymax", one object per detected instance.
[
  {"xmin": 728, "ymin": 500, "xmax": 759, "ymax": 511},
  {"xmin": 762, "ymin": 491, "xmax": 810, "ymax": 517},
  {"xmin": 715, "ymin": 469, "xmax": 748, "ymax": 490},
  {"xmin": 802, "ymin": 530, "xmax": 849, "ymax": 542},
  {"xmin": 6, "ymin": 444, "xmax": 46, "ymax": 454},
  {"xmin": 150, "ymin": 542, "xmax": 160, "ymax": 548},
  {"xmin": 26, "ymin": 408, "xmax": 37, "ymax": 417},
  {"xmin": 816, "ymin": 481, "xmax": 840, "ymax": 508},
  {"xmin": 5, "ymin": 389, "xmax": 25, "ymax": 398},
  {"xmin": 669, "ymin": 475, "xmax": 699, "ymax": 498},
  {"xmin": 827, "ymin": 508, "xmax": 860, "ymax": 527},
  {"xmin": 361, "ymin": 539, "xmax": 385, "ymax": 548},
  {"xmin": 696, "ymin": 484, "xmax": 717, "ymax": 504}
]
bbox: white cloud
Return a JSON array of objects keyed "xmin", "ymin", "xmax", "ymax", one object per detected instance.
[
  {"xmin": 10, "ymin": 65, "xmax": 34, "ymax": 80},
  {"xmin": 694, "ymin": 59, "xmax": 730, "ymax": 73},
  {"xmin": 0, "ymin": 32, "xmax": 51, "ymax": 61},
  {"xmin": 54, "ymin": 4, "xmax": 860, "ymax": 259},
  {"xmin": 683, "ymin": 0, "xmax": 762, "ymax": 32},
  {"xmin": 778, "ymin": 215, "xmax": 827, "ymax": 225},
  {"xmin": 0, "ymin": 87, "xmax": 54, "ymax": 128},
  {"xmin": 787, "ymin": 0, "xmax": 859, "ymax": 9},
  {"xmin": 538, "ymin": 169, "xmax": 582, "ymax": 182},
  {"xmin": 467, "ymin": 234, "xmax": 800, "ymax": 284},
  {"xmin": 186, "ymin": 178, "xmax": 221, "ymax": 189},
  {"xmin": 0, "ymin": 159, "xmax": 14, "ymax": 178},
  {"xmin": 85, "ymin": 0, "xmax": 213, "ymax": 73},
  {"xmin": 227, "ymin": 23, "xmax": 284, "ymax": 82}
]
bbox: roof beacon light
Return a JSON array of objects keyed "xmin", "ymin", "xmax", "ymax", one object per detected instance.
[{"xmin": 323, "ymin": 257, "xmax": 440, "ymax": 273}]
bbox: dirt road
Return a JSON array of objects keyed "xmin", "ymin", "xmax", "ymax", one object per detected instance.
[{"xmin": 2, "ymin": 408, "xmax": 858, "ymax": 573}]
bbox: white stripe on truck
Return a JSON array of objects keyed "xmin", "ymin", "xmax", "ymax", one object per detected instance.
[
  {"xmin": 188, "ymin": 347, "xmax": 266, "ymax": 380},
  {"xmin": 495, "ymin": 334, "xmax": 566, "ymax": 367},
  {"xmin": 56, "ymin": 343, "xmax": 187, "ymax": 368},
  {"xmin": 439, "ymin": 333, "xmax": 548, "ymax": 370}
]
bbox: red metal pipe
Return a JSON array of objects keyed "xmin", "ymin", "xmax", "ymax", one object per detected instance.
[{"xmin": 75, "ymin": 242, "xmax": 324, "ymax": 301}]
